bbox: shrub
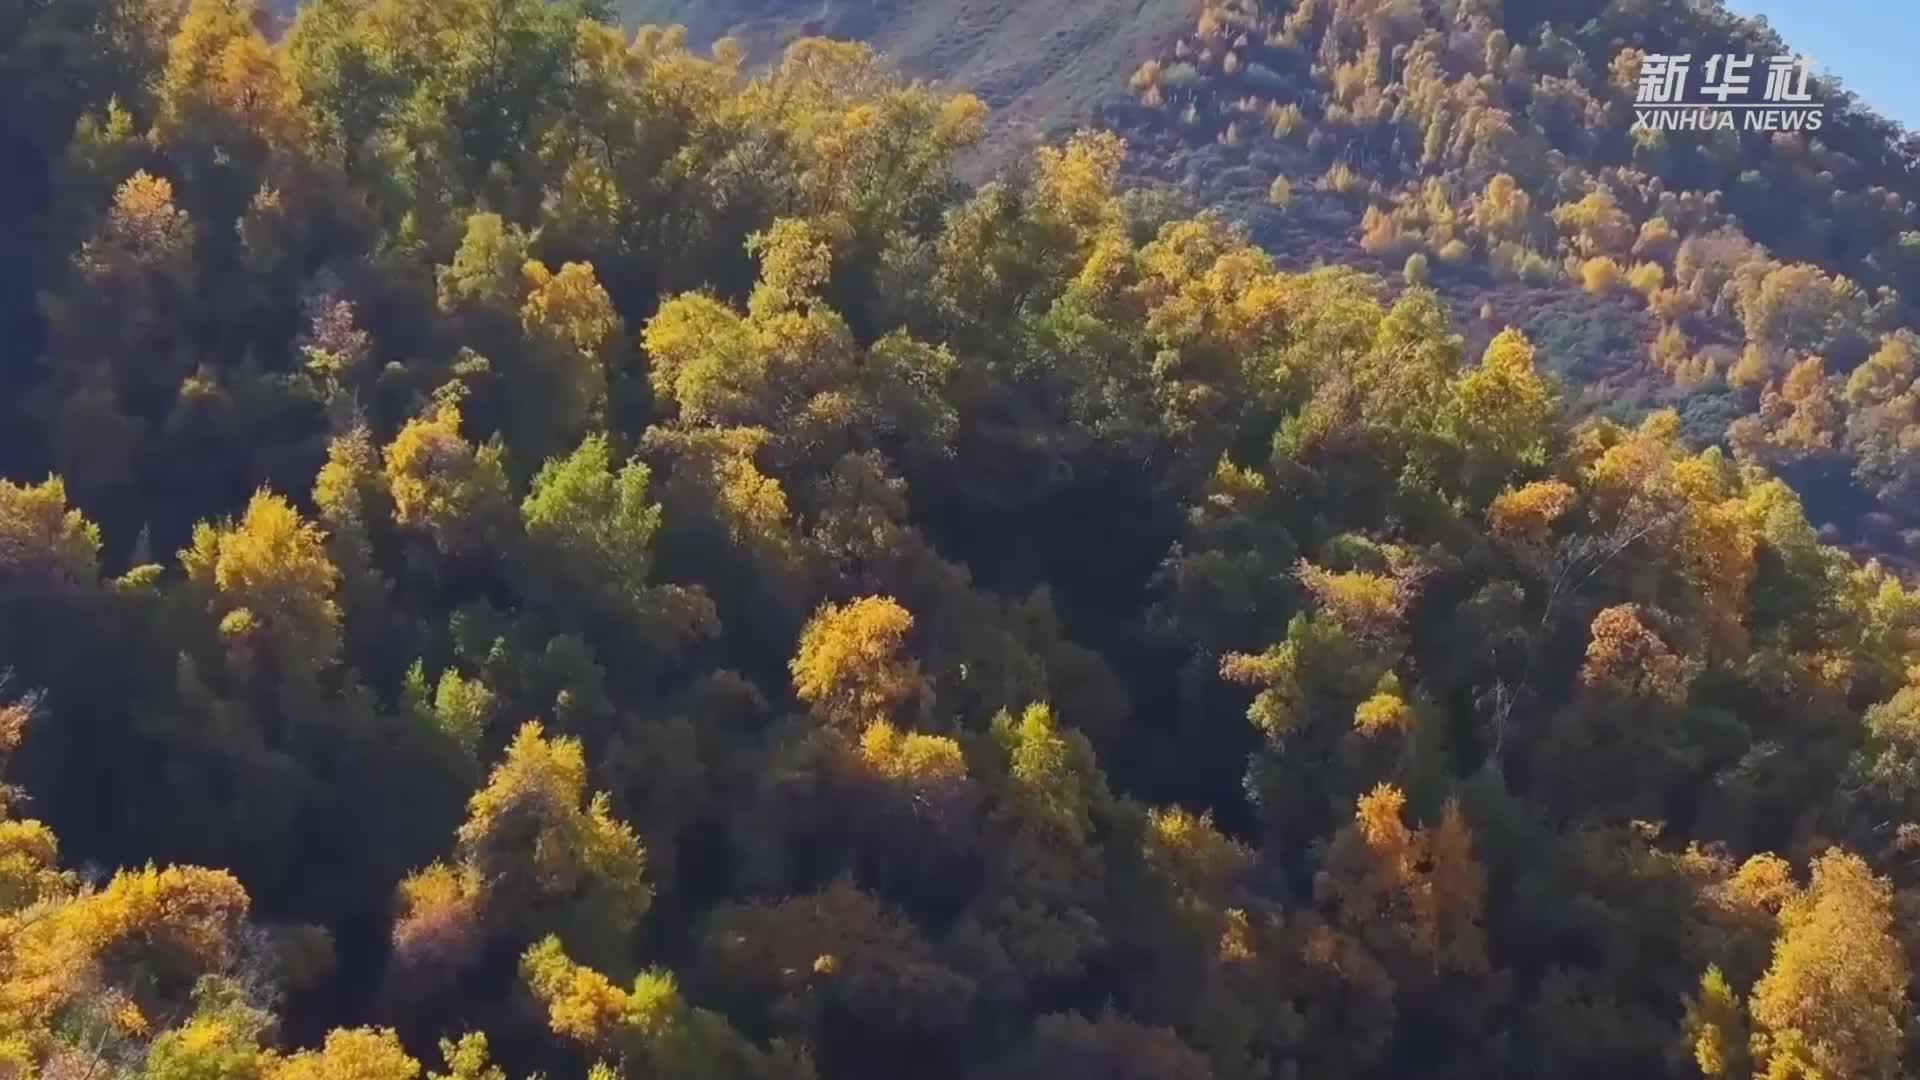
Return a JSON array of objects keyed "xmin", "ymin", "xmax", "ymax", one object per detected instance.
[
  {"xmin": 1269, "ymin": 101, "xmax": 1305, "ymax": 138},
  {"xmin": 1580, "ymin": 256, "xmax": 1625, "ymax": 295},
  {"xmin": 1162, "ymin": 62, "xmax": 1200, "ymax": 88},
  {"xmin": 1627, "ymin": 261, "xmax": 1667, "ymax": 297},
  {"xmin": 1516, "ymin": 250, "xmax": 1557, "ymax": 284},
  {"xmin": 1360, "ymin": 205, "xmax": 1402, "ymax": 254},
  {"xmin": 1321, "ymin": 161, "xmax": 1359, "ymax": 194},
  {"xmin": 1243, "ymin": 62, "xmax": 1287, "ymax": 94}
]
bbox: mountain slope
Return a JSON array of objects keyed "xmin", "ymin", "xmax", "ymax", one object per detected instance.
[
  {"xmin": 879, "ymin": 0, "xmax": 1920, "ymax": 562},
  {"xmin": 625, "ymin": 0, "xmax": 1196, "ymax": 160},
  {"xmin": 14, "ymin": 2, "xmax": 1920, "ymax": 1078},
  {"xmin": 1092, "ymin": 0, "xmax": 1920, "ymax": 562},
  {"xmin": 621, "ymin": 0, "xmax": 1920, "ymax": 563}
]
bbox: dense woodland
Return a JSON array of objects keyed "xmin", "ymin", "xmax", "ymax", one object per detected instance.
[
  {"xmin": 7, "ymin": 0, "xmax": 1920, "ymax": 1078},
  {"xmin": 1112, "ymin": 0, "xmax": 1920, "ymax": 559}
]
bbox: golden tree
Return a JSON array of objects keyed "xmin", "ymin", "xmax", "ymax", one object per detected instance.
[
  {"xmin": 790, "ymin": 596, "xmax": 932, "ymax": 731},
  {"xmin": 1749, "ymin": 850, "xmax": 1908, "ymax": 1080}
]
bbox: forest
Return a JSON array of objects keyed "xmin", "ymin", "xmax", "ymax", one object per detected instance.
[
  {"xmin": 1109, "ymin": 0, "xmax": 1920, "ymax": 564},
  {"xmin": 4, "ymin": 0, "xmax": 1920, "ymax": 1078}
]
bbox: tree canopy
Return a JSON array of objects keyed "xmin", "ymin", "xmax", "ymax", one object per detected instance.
[{"xmin": 4, "ymin": 2, "xmax": 1920, "ymax": 1079}]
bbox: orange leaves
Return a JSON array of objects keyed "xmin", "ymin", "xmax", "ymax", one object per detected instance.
[
  {"xmin": 750, "ymin": 36, "xmax": 984, "ymax": 238},
  {"xmin": 1129, "ymin": 59, "xmax": 1163, "ymax": 93},
  {"xmin": 1759, "ymin": 354, "xmax": 1844, "ymax": 452},
  {"xmin": 1320, "ymin": 785, "xmax": 1488, "ymax": 977},
  {"xmin": 160, "ymin": 0, "xmax": 263, "ymax": 106},
  {"xmin": 390, "ymin": 862, "xmax": 487, "ymax": 995},
  {"xmin": 1358, "ymin": 205, "xmax": 1403, "ymax": 256},
  {"xmin": 1352, "ymin": 784, "xmax": 1415, "ymax": 867},
  {"xmin": 25, "ymin": 4, "xmax": 1920, "ymax": 1075},
  {"xmin": 0, "ymin": 702, "xmax": 27, "ymax": 760},
  {"xmin": 205, "ymin": 31, "xmax": 307, "ymax": 147},
  {"xmin": 1710, "ymin": 853, "xmax": 1798, "ymax": 921},
  {"xmin": 2, "ymin": 864, "xmax": 251, "ymax": 1039},
  {"xmin": 1577, "ymin": 412, "xmax": 1760, "ymax": 660},
  {"xmin": 1579, "ymin": 604, "xmax": 1696, "ymax": 706},
  {"xmin": 383, "ymin": 397, "xmax": 513, "ymax": 555},
  {"xmin": 82, "ymin": 864, "xmax": 251, "ymax": 969},
  {"xmin": 150, "ymin": 0, "xmax": 314, "ymax": 168},
  {"xmin": 101, "ymin": 171, "xmax": 195, "ymax": 270},
  {"xmin": 791, "ymin": 596, "xmax": 931, "ymax": 732},
  {"xmin": 1424, "ymin": 802, "xmax": 1486, "ymax": 969},
  {"xmin": 72, "ymin": 168, "xmax": 194, "ymax": 314},
  {"xmin": 1739, "ymin": 262, "xmax": 1868, "ymax": 359},
  {"xmin": 1748, "ymin": 851, "xmax": 1908, "ymax": 1080},
  {"xmin": 1488, "ymin": 479, "xmax": 1576, "ymax": 547}
]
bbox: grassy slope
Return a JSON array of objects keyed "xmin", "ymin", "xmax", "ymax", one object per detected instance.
[{"xmin": 624, "ymin": 0, "xmax": 1197, "ymax": 163}]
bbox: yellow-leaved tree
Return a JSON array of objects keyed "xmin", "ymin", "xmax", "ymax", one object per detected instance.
[
  {"xmin": 1318, "ymin": 784, "xmax": 1488, "ymax": 977},
  {"xmin": 790, "ymin": 595, "xmax": 932, "ymax": 731},
  {"xmin": 1747, "ymin": 850, "xmax": 1908, "ymax": 1080},
  {"xmin": 389, "ymin": 722, "xmax": 649, "ymax": 999},
  {"xmin": 383, "ymin": 394, "xmax": 514, "ymax": 556},
  {"xmin": 180, "ymin": 489, "xmax": 342, "ymax": 682}
]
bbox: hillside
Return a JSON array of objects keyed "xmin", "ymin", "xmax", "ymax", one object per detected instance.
[
  {"xmin": 12, "ymin": 1, "xmax": 1920, "ymax": 1080},
  {"xmin": 1099, "ymin": 0, "xmax": 1920, "ymax": 561},
  {"xmin": 633, "ymin": 0, "xmax": 1920, "ymax": 562},
  {"xmin": 625, "ymin": 0, "xmax": 1196, "ymax": 161}
]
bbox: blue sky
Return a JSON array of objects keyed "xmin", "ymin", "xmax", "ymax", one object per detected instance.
[{"xmin": 1723, "ymin": 0, "xmax": 1920, "ymax": 131}]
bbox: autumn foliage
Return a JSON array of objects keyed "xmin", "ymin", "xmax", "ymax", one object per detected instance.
[{"xmin": 1, "ymin": 1, "xmax": 1920, "ymax": 1078}]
